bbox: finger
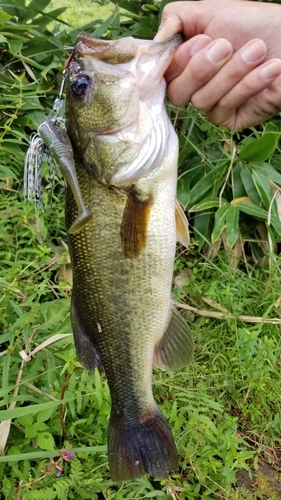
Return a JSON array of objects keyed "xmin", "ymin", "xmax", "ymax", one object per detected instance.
[
  {"xmin": 154, "ymin": 4, "xmax": 185, "ymax": 41},
  {"xmin": 165, "ymin": 35, "xmax": 212, "ymax": 83},
  {"xmin": 167, "ymin": 39, "xmax": 233, "ymax": 106},
  {"xmin": 207, "ymin": 61, "xmax": 281, "ymax": 130},
  {"xmin": 154, "ymin": 1, "xmax": 208, "ymax": 41},
  {"xmin": 191, "ymin": 39, "xmax": 267, "ymax": 112}
]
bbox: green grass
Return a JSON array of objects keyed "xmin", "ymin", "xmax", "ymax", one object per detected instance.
[
  {"xmin": 48, "ymin": 0, "xmax": 112, "ymax": 29},
  {"xmin": 1, "ymin": 191, "xmax": 281, "ymax": 498},
  {"xmin": 1, "ymin": 0, "xmax": 281, "ymax": 498}
]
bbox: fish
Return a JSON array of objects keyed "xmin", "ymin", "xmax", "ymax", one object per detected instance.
[{"xmin": 64, "ymin": 32, "xmax": 194, "ymax": 482}]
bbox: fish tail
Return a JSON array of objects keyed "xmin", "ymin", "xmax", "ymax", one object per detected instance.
[{"xmin": 108, "ymin": 407, "xmax": 178, "ymax": 481}]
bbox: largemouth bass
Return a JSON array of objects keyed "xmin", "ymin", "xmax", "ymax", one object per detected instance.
[{"xmin": 65, "ymin": 33, "xmax": 194, "ymax": 482}]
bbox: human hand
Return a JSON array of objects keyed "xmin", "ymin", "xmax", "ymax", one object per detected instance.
[{"xmin": 155, "ymin": 0, "xmax": 281, "ymax": 130}]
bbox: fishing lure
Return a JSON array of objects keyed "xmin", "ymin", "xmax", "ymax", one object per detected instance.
[{"xmin": 24, "ymin": 50, "xmax": 92, "ymax": 234}]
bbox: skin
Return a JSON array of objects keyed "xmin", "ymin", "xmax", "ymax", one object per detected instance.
[{"xmin": 155, "ymin": 0, "xmax": 281, "ymax": 130}]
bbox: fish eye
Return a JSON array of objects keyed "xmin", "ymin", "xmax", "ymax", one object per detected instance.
[{"xmin": 71, "ymin": 75, "xmax": 90, "ymax": 97}]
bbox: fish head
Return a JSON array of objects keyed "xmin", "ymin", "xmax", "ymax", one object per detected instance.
[{"xmin": 66, "ymin": 33, "xmax": 182, "ymax": 186}]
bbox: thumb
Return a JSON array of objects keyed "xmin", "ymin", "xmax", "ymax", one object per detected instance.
[
  {"xmin": 154, "ymin": 1, "xmax": 205, "ymax": 41},
  {"xmin": 154, "ymin": 11, "xmax": 183, "ymax": 41}
]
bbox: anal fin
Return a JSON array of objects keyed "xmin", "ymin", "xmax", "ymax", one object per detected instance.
[
  {"xmin": 71, "ymin": 294, "xmax": 102, "ymax": 372},
  {"xmin": 175, "ymin": 198, "xmax": 190, "ymax": 247},
  {"xmin": 154, "ymin": 305, "xmax": 194, "ymax": 371}
]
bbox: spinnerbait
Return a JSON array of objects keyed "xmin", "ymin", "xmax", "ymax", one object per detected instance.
[{"xmin": 24, "ymin": 45, "xmax": 92, "ymax": 234}]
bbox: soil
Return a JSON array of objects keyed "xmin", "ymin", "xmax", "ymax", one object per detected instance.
[{"xmin": 236, "ymin": 465, "xmax": 281, "ymax": 499}]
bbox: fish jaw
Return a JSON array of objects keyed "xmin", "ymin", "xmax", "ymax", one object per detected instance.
[{"xmin": 76, "ymin": 32, "xmax": 183, "ymax": 100}]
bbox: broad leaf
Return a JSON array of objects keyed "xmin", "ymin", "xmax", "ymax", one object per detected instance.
[
  {"xmin": 188, "ymin": 162, "xmax": 228, "ymax": 207},
  {"xmin": 212, "ymin": 203, "xmax": 229, "ymax": 243},
  {"xmin": 236, "ymin": 200, "xmax": 269, "ymax": 220},
  {"xmin": 239, "ymin": 132, "xmax": 280, "ymax": 162},
  {"xmin": 177, "ymin": 174, "xmax": 190, "ymax": 208},
  {"xmin": 232, "ymin": 162, "xmax": 247, "ymax": 199},
  {"xmin": 189, "ymin": 197, "xmax": 222, "ymax": 212},
  {"xmin": 193, "ymin": 211, "xmax": 212, "ymax": 249},
  {"xmin": 252, "ymin": 171, "xmax": 277, "ymax": 217},
  {"xmin": 240, "ymin": 166, "xmax": 260, "ymax": 205},
  {"xmin": 252, "ymin": 162, "xmax": 281, "ymax": 185},
  {"xmin": 226, "ymin": 205, "xmax": 239, "ymax": 248},
  {"xmin": 0, "ymin": 10, "xmax": 12, "ymax": 24}
]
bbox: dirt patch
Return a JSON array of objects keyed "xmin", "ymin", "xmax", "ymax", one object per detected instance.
[{"xmin": 236, "ymin": 465, "xmax": 281, "ymax": 499}]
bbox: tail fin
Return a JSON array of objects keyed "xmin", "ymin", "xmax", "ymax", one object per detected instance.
[{"xmin": 108, "ymin": 408, "xmax": 178, "ymax": 481}]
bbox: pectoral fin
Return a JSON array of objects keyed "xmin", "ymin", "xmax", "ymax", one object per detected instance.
[
  {"xmin": 121, "ymin": 186, "xmax": 152, "ymax": 259},
  {"xmin": 153, "ymin": 305, "xmax": 194, "ymax": 371},
  {"xmin": 175, "ymin": 198, "xmax": 190, "ymax": 247},
  {"xmin": 71, "ymin": 295, "xmax": 102, "ymax": 372}
]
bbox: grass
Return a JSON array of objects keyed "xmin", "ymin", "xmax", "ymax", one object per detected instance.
[
  {"xmin": 1, "ymin": 192, "xmax": 281, "ymax": 498},
  {"xmin": 48, "ymin": 0, "xmax": 113, "ymax": 29},
  {"xmin": 1, "ymin": 0, "xmax": 281, "ymax": 498}
]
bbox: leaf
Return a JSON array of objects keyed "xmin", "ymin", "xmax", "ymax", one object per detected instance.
[
  {"xmin": 0, "ymin": 11, "xmax": 12, "ymax": 24},
  {"xmin": 232, "ymin": 162, "xmax": 247, "ymax": 199},
  {"xmin": 0, "ymin": 446, "xmax": 107, "ymax": 463},
  {"xmin": 37, "ymin": 407, "xmax": 57, "ymax": 423},
  {"xmin": 226, "ymin": 205, "xmax": 239, "ymax": 248},
  {"xmin": 252, "ymin": 171, "xmax": 277, "ymax": 216},
  {"xmin": 188, "ymin": 162, "xmax": 228, "ymax": 208},
  {"xmin": 252, "ymin": 162, "xmax": 281, "ymax": 185},
  {"xmin": 239, "ymin": 132, "xmax": 280, "ymax": 161},
  {"xmin": 193, "ymin": 211, "xmax": 212, "ymax": 249},
  {"xmin": 145, "ymin": 492, "xmax": 168, "ymax": 498},
  {"xmin": 212, "ymin": 203, "xmax": 229, "ymax": 243},
  {"xmin": 236, "ymin": 201, "xmax": 281, "ymax": 236},
  {"xmin": 110, "ymin": 0, "xmax": 140, "ymax": 15},
  {"xmin": 0, "ymin": 398, "xmax": 74, "ymax": 422},
  {"xmin": 92, "ymin": 13, "xmax": 117, "ymax": 39},
  {"xmin": 236, "ymin": 200, "xmax": 269, "ymax": 220},
  {"xmin": 24, "ymin": 0, "xmax": 52, "ymax": 16},
  {"xmin": 240, "ymin": 166, "xmax": 260, "ymax": 205},
  {"xmin": 0, "ymin": 165, "xmax": 17, "ymax": 179},
  {"xmin": 7, "ymin": 39, "xmax": 22, "ymax": 54},
  {"xmin": 189, "ymin": 197, "xmax": 222, "ymax": 212},
  {"xmin": 36, "ymin": 432, "xmax": 56, "ymax": 451},
  {"xmin": 177, "ymin": 174, "xmax": 190, "ymax": 208}
]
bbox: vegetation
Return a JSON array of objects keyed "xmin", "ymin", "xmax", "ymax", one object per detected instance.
[{"xmin": 1, "ymin": 0, "xmax": 281, "ymax": 498}]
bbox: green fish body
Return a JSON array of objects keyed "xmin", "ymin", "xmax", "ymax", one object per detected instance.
[{"xmin": 65, "ymin": 33, "xmax": 193, "ymax": 482}]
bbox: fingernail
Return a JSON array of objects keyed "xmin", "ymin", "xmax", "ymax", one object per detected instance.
[
  {"xmin": 241, "ymin": 40, "xmax": 266, "ymax": 64},
  {"xmin": 207, "ymin": 40, "xmax": 232, "ymax": 63},
  {"xmin": 190, "ymin": 36, "xmax": 212, "ymax": 56},
  {"xmin": 260, "ymin": 60, "xmax": 281, "ymax": 82}
]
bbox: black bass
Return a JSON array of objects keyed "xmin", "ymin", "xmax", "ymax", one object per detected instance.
[{"xmin": 65, "ymin": 33, "xmax": 194, "ymax": 482}]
